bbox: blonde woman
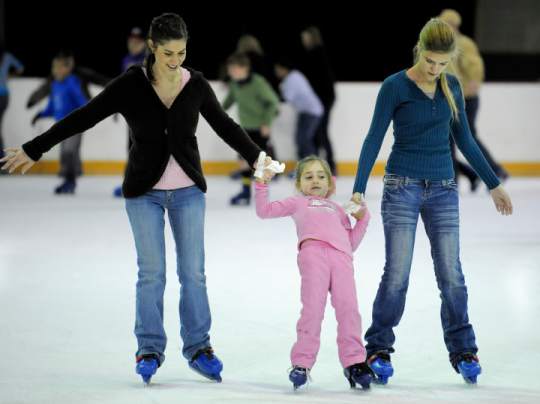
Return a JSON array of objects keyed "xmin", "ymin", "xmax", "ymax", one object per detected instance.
[{"xmin": 351, "ymin": 18, "xmax": 512, "ymax": 385}]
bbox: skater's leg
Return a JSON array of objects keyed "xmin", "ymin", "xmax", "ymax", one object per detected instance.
[
  {"xmin": 450, "ymin": 137, "xmax": 478, "ymax": 190},
  {"xmin": 328, "ymin": 249, "xmax": 366, "ymax": 368},
  {"xmin": 315, "ymin": 106, "xmax": 336, "ymax": 174},
  {"xmin": 59, "ymin": 133, "xmax": 83, "ymax": 183},
  {"xmin": 420, "ymin": 180, "xmax": 478, "ymax": 357},
  {"xmin": 125, "ymin": 191, "xmax": 168, "ymax": 365},
  {"xmin": 365, "ymin": 175, "xmax": 421, "ymax": 356},
  {"xmin": 296, "ymin": 113, "xmax": 320, "ymax": 159},
  {"xmin": 231, "ymin": 130, "xmax": 268, "ymax": 205},
  {"xmin": 465, "ymin": 96, "xmax": 506, "ymax": 177},
  {"xmin": 0, "ymin": 95, "xmax": 8, "ymax": 160},
  {"xmin": 291, "ymin": 240, "xmax": 331, "ymax": 369},
  {"xmin": 167, "ymin": 186, "xmax": 212, "ymax": 360},
  {"xmin": 456, "ymin": 160, "xmax": 479, "ymax": 189}
]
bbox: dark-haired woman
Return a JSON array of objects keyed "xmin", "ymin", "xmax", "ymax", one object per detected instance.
[{"xmin": 1, "ymin": 13, "xmax": 263, "ymax": 384}]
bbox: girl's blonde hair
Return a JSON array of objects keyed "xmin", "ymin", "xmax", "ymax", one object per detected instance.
[
  {"xmin": 414, "ymin": 18, "xmax": 460, "ymax": 120},
  {"xmin": 295, "ymin": 156, "xmax": 334, "ymax": 197}
]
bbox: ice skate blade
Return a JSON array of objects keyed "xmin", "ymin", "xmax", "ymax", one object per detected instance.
[
  {"xmin": 136, "ymin": 360, "xmax": 158, "ymax": 386},
  {"xmin": 189, "ymin": 364, "xmax": 222, "ymax": 383},
  {"xmin": 463, "ymin": 376, "xmax": 478, "ymax": 384},
  {"xmin": 373, "ymin": 375, "xmax": 389, "ymax": 385},
  {"xmin": 347, "ymin": 374, "xmax": 372, "ymax": 390},
  {"xmin": 142, "ymin": 376, "xmax": 152, "ymax": 385},
  {"xmin": 292, "ymin": 382, "xmax": 307, "ymax": 391},
  {"xmin": 349, "ymin": 381, "xmax": 371, "ymax": 390}
]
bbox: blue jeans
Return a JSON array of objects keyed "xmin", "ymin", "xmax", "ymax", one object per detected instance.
[
  {"xmin": 365, "ymin": 174, "xmax": 478, "ymax": 359},
  {"xmin": 125, "ymin": 186, "xmax": 211, "ymax": 365},
  {"xmin": 296, "ymin": 112, "xmax": 322, "ymax": 159}
]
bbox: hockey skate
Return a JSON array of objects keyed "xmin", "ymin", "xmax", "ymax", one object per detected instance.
[
  {"xmin": 189, "ymin": 347, "xmax": 223, "ymax": 382},
  {"xmin": 368, "ymin": 352, "xmax": 394, "ymax": 385},
  {"xmin": 289, "ymin": 366, "xmax": 309, "ymax": 390},
  {"xmin": 135, "ymin": 353, "xmax": 159, "ymax": 385},
  {"xmin": 344, "ymin": 362, "xmax": 374, "ymax": 390},
  {"xmin": 452, "ymin": 352, "xmax": 481, "ymax": 384}
]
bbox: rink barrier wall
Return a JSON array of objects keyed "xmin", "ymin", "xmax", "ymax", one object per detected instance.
[{"xmin": 4, "ymin": 78, "xmax": 540, "ymax": 176}]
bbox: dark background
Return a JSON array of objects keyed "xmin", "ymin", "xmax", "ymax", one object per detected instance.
[{"xmin": 2, "ymin": 0, "xmax": 539, "ymax": 81}]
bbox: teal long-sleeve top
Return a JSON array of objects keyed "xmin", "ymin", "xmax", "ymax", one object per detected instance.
[{"xmin": 353, "ymin": 70, "xmax": 500, "ymax": 194}]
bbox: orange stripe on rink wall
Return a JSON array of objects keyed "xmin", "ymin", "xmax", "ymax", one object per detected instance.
[
  {"xmin": 26, "ymin": 161, "xmax": 127, "ymax": 175},
  {"xmin": 337, "ymin": 162, "xmax": 385, "ymax": 176},
  {"xmin": 500, "ymin": 163, "xmax": 540, "ymax": 176},
  {"xmin": 336, "ymin": 162, "xmax": 540, "ymax": 176},
  {"xmin": 23, "ymin": 160, "xmax": 540, "ymax": 176}
]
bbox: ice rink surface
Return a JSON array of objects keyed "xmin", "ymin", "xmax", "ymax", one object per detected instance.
[{"xmin": 1, "ymin": 175, "xmax": 539, "ymax": 403}]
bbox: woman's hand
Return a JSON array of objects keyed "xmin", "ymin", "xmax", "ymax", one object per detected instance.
[
  {"xmin": 256, "ymin": 169, "xmax": 276, "ymax": 184},
  {"xmin": 351, "ymin": 203, "xmax": 367, "ymax": 220},
  {"xmin": 253, "ymin": 155, "xmax": 274, "ymax": 183},
  {"xmin": 351, "ymin": 192, "xmax": 364, "ymax": 204},
  {"xmin": 252, "ymin": 155, "xmax": 273, "ymax": 170},
  {"xmin": 489, "ymin": 185, "xmax": 513, "ymax": 216},
  {"xmin": 0, "ymin": 148, "xmax": 35, "ymax": 174}
]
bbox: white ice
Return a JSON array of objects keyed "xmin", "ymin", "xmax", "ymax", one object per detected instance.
[{"xmin": 1, "ymin": 175, "xmax": 539, "ymax": 404}]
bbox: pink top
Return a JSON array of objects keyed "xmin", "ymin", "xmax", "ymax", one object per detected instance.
[
  {"xmin": 153, "ymin": 68, "xmax": 196, "ymax": 190},
  {"xmin": 255, "ymin": 182, "xmax": 370, "ymax": 257}
]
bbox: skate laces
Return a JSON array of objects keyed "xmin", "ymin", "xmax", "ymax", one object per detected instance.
[
  {"xmin": 460, "ymin": 353, "xmax": 478, "ymax": 362},
  {"xmin": 369, "ymin": 351, "xmax": 391, "ymax": 363},
  {"xmin": 455, "ymin": 352, "xmax": 478, "ymax": 367},
  {"xmin": 192, "ymin": 347, "xmax": 216, "ymax": 361},
  {"xmin": 451, "ymin": 352, "xmax": 479, "ymax": 371},
  {"xmin": 202, "ymin": 347, "xmax": 215, "ymax": 358},
  {"xmin": 136, "ymin": 353, "xmax": 159, "ymax": 363}
]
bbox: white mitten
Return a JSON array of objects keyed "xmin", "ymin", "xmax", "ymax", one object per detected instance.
[
  {"xmin": 343, "ymin": 200, "xmax": 366, "ymax": 215},
  {"xmin": 254, "ymin": 151, "xmax": 286, "ymax": 179}
]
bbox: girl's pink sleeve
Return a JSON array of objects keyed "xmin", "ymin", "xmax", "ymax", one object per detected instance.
[
  {"xmin": 349, "ymin": 209, "xmax": 371, "ymax": 251},
  {"xmin": 255, "ymin": 182, "xmax": 298, "ymax": 219}
]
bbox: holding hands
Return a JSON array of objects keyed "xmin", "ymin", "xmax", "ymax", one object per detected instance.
[
  {"xmin": 253, "ymin": 152, "xmax": 285, "ymax": 183},
  {"xmin": 346, "ymin": 193, "xmax": 368, "ymax": 220}
]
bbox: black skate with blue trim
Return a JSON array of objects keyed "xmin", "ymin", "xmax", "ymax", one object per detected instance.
[
  {"xmin": 289, "ymin": 366, "xmax": 309, "ymax": 390},
  {"xmin": 344, "ymin": 362, "xmax": 374, "ymax": 390}
]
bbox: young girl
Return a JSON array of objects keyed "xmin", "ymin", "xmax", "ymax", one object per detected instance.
[{"xmin": 255, "ymin": 156, "xmax": 373, "ymax": 390}]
